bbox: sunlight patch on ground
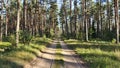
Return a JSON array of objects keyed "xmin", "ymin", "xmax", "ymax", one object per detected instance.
[
  {"xmin": 53, "ymin": 42, "xmax": 64, "ymax": 68},
  {"xmin": 0, "ymin": 38, "xmax": 52, "ymax": 68},
  {"xmin": 65, "ymin": 39, "xmax": 120, "ymax": 68}
]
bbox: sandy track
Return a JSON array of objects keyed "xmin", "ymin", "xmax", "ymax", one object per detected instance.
[
  {"xmin": 24, "ymin": 40, "xmax": 57, "ymax": 68},
  {"xmin": 60, "ymin": 41, "xmax": 87, "ymax": 68},
  {"xmin": 24, "ymin": 40, "xmax": 87, "ymax": 68}
]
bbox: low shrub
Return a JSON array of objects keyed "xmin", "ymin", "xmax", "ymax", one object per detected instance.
[
  {"xmin": 20, "ymin": 30, "xmax": 33, "ymax": 45},
  {"xmin": 8, "ymin": 35, "xmax": 16, "ymax": 46},
  {"xmin": 112, "ymin": 38, "xmax": 116, "ymax": 44}
]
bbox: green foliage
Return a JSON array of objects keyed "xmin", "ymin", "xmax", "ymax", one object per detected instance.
[
  {"xmin": 2, "ymin": 36, "xmax": 9, "ymax": 42},
  {"xmin": 43, "ymin": 34, "xmax": 47, "ymax": 41},
  {"xmin": 89, "ymin": 27, "xmax": 95, "ymax": 39},
  {"xmin": 0, "ymin": 37, "xmax": 51, "ymax": 68},
  {"xmin": 20, "ymin": 30, "xmax": 33, "ymax": 45},
  {"xmin": 76, "ymin": 48, "xmax": 120, "ymax": 68},
  {"xmin": 76, "ymin": 32, "xmax": 85, "ymax": 40},
  {"xmin": 102, "ymin": 30, "xmax": 115, "ymax": 41},
  {"xmin": 60, "ymin": 34, "xmax": 67, "ymax": 40},
  {"xmin": 50, "ymin": 29, "xmax": 55, "ymax": 38},
  {"xmin": 8, "ymin": 35, "xmax": 16, "ymax": 46},
  {"xmin": 112, "ymin": 38, "xmax": 116, "ymax": 43},
  {"xmin": 54, "ymin": 42, "xmax": 64, "ymax": 68},
  {"xmin": 0, "ymin": 57, "xmax": 23, "ymax": 68},
  {"xmin": 0, "ymin": 42, "xmax": 11, "ymax": 52},
  {"xmin": 65, "ymin": 40, "xmax": 120, "ymax": 68}
]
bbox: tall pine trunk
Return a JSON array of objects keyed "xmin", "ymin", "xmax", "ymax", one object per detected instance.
[
  {"xmin": 70, "ymin": 0, "xmax": 72, "ymax": 37},
  {"xmin": 23, "ymin": 0, "xmax": 27, "ymax": 30},
  {"xmin": 107, "ymin": 0, "xmax": 111, "ymax": 31},
  {"xmin": 0, "ymin": 16, "xmax": 3, "ymax": 41},
  {"xmin": 5, "ymin": 0, "xmax": 9, "ymax": 36},
  {"xmin": 63, "ymin": 1, "xmax": 69, "ymax": 38},
  {"xmin": 114, "ymin": 0, "xmax": 119, "ymax": 44},
  {"xmin": 85, "ymin": 0, "xmax": 88, "ymax": 41},
  {"xmin": 74, "ymin": 0, "xmax": 77, "ymax": 38},
  {"xmin": 16, "ymin": 0, "xmax": 21, "ymax": 46}
]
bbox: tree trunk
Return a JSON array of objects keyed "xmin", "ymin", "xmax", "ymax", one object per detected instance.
[
  {"xmin": 0, "ymin": 16, "xmax": 3, "ymax": 41},
  {"xmin": 5, "ymin": 11, "xmax": 8, "ymax": 36},
  {"xmin": 74, "ymin": 0, "xmax": 77, "ymax": 38},
  {"xmin": 81, "ymin": 0, "xmax": 85, "ymax": 38},
  {"xmin": 114, "ymin": 0, "xmax": 119, "ymax": 44},
  {"xmin": 100, "ymin": 0, "xmax": 103, "ymax": 38},
  {"xmin": 23, "ymin": 0, "xmax": 27, "ymax": 30},
  {"xmin": 16, "ymin": 0, "xmax": 21, "ymax": 46},
  {"xmin": 63, "ymin": 1, "xmax": 69, "ymax": 38},
  {"xmin": 70, "ymin": 0, "xmax": 72, "ymax": 37},
  {"xmin": 107, "ymin": 0, "xmax": 111, "ymax": 31},
  {"xmin": 85, "ymin": 0, "xmax": 88, "ymax": 41},
  {"xmin": 61, "ymin": 22, "xmax": 64, "ymax": 34},
  {"xmin": 5, "ymin": 1, "xmax": 9, "ymax": 36}
]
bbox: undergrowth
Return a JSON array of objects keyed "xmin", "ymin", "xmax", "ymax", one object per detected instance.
[
  {"xmin": 0, "ymin": 37, "xmax": 52, "ymax": 68},
  {"xmin": 65, "ymin": 39, "xmax": 120, "ymax": 68}
]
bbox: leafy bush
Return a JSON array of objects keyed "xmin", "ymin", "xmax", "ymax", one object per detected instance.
[
  {"xmin": 43, "ymin": 34, "xmax": 46, "ymax": 41},
  {"xmin": 20, "ymin": 30, "xmax": 33, "ymax": 45},
  {"xmin": 76, "ymin": 32, "xmax": 85, "ymax": 40},
  {"xmin": 112, "ymin": 38, "xmax": 116, "ymax": 43},
  {"xmin": 2, "ymin": 36, "xmax": 9, "ymax": 42},
  {"xmin": 8, "ymin": 35, "xmax": 16, "ymax": 46},
  {"xmin": 60, "ymin": 34, "xmax": 67, "ymax": 40},
  {"xmin": 50, "ymin": 29, "xmax": 55, "ymax": 39},
  {"xmin": 102, "ymin": 30, "xmax": 115, "ymax": 41}
]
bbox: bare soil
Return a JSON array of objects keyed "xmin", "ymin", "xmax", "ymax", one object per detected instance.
[{"xmin": 24, "ymin": 40, "xmax": 87, "ymax": 68}]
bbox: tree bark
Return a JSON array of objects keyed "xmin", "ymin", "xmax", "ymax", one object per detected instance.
[
  {"xmin": 23, "ymin": 0, "xmax": 27, "ymax": 30},
  {"xmin": 85, "ymin": 0, "xmax": 88, "ymax": 41},
  {"xmin": 16, "ymin": 0, "xmax": 21, "ymax": 46},
  {"xmin": 70, "ymin": 0, "xmax": 72, "ymax": 36},
  {"xmin": 5, "ymin": 11, "xmax": 8, "ymax": 36},
  {"xmin": 63, "ymin": 1, "xmax": 69, "ymax": 38},
  {"xmin": 107, "ymin": 0, "xmax": 111, "ymax": 31},
  {"xmin": 114, "ymin": 0, "xmax": 119, "ymax": 44},
  {"xmin": 0, "ymin": 16, "xmax": 3, "ymax": 41},
  {"xmin": 5, "ymin": 0, "xmax": 9, "ymax": 36},
  {"xmin": 74, "ymin": 0, "xmax": 77, "ymax": 38}
]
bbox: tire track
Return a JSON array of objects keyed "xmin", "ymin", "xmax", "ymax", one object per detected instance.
[
  {"xmin": 60, "ymin": 41, "xmax": 86, "ymax": 68},
  {"xmin": 24, "ymin": 40, "xmax": 57, "ymax": 68}
]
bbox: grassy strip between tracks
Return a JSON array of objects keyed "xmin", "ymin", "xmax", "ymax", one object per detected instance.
[{"xmin": 54, "ymin": 42, "xmax": 64, "ymax": 68}]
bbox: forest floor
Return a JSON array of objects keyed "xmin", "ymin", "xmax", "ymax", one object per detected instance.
[
  {"xmin": 1, "ymin": 38, "xmax": 120, "ymax": 68},
  {"xmin": 64, "ymin": 39, "xmax": 120, "ymax": 68},
  {"xmin": 24, "ymin": 40, "xmax": 87, "ymax": 68}
]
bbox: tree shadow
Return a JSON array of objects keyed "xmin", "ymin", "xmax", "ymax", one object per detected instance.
[
  {"xmin": 65, "ymin": 42, "xmax": 120, "ymax": 67},
  {"xmin": 67, "ymin": 44, "xmax": 120, "ymax": 52},
  {"xmin": 37, "ymin": 55, "xmax": 87, "ymax": 68},
  {"xmin": 33, "ymin": 40, "xmax": 49, "ymax": 45},
  {"xmin": 78, "ymin": 53, "xmax": 120, "ymax": 68},
  {"xmin": 0, "ymin": 58, "xmax": 23, "ymax": 68}
]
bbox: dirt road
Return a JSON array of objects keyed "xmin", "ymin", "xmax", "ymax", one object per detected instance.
[
  {"xmin": 24, "ymin": 40, "xmax": 87, "ymax": 68},
  {"xmin": 60, "ymin": 41, "xmax": 87, "ymax": 68}
]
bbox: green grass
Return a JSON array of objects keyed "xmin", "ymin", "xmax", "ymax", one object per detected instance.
[
  {"xmin": 54, "ymin": 42, "xmax": 64, "ymax": 68},
  {"xmin": 65, "ymin": 39, "xmax": 120, "ymax": 68},
  {"xmin": 56, "ymin": 43, "xmax": 61, "ymax": 49},
  {"xmin": 54, "ymin": 59, "xmax": 64, "ymax": 68},
  {"xmin": 56, "ymin": 42, "xmax": 63, "ymax": 60},
  {"xmin": 0, "ymin": 42, "xmax": 11, "ymax": 52},
  {"xmin": 0, "ymin": 37, "xmax": 52, "ymax": 68}
]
